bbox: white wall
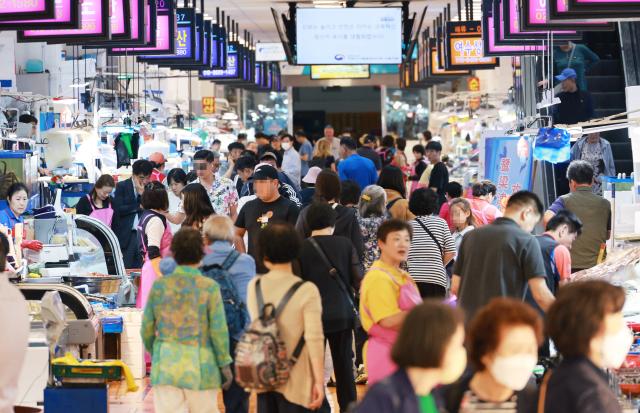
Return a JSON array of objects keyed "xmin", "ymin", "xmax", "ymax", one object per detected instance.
[{"xmin": 475, "ymin": 57, "xmax": 514, "ymax": 94}]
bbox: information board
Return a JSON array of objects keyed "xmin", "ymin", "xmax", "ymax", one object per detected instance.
[
  {"xmin": 446, "ymin": 21, "xmax": 498, "ymax": 70},
  {"xmin": 0, "ymin": 0, "xmax": 79, "ymax": 30}
]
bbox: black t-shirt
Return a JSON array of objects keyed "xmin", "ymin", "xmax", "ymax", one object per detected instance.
[
  {"xmin": 75, "ymin": 195, "xmax": 112, "ymax": 217},
  {"xmin": 357, "ymin": 147, "xmax": 382, "ymax": 171},
  {"xmin": 235, "ymin": 196, "xmax": 300, "ymax": 272},
  {"xmin": 429, "ymin": 162, "xmax": 449, "ymax": 207},
  {"xmin": 297, "ymin": 235, "xmax": 361, "ymax": 333},
  {"xmin": 310, "ymin": 156, "xmax": 336, "ymax": 169}
]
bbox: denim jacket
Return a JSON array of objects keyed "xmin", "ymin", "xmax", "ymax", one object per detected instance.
[{"xmin": 570, "ymin": 137, "xmax": 616, "ymax": 178}]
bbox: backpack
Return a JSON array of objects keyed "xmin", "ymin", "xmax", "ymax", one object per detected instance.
[
  {"xmin": 201, "ymin": 250, "xmax": 250, "ymax": 341},
  {"xmin": 234, "ymin": 279, "xmax": 307, "ymax": 391}
]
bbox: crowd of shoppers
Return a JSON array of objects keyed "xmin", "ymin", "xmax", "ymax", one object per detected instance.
[{"xmin": 59, "ymin": 125, "xmax": 628, "ymax": 413}]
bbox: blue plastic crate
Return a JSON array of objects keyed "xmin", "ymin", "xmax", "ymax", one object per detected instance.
[{"xmin": 101, "ymin": 316, "xmax": 123, "ymax": 334}]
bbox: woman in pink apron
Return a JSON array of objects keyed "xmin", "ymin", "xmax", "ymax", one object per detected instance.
[
  {"xmin": 359, "ymin": 220, "xmax": 422, "ymax": 385},
  {"xmin": 75, "ymin": 175, "xmax": 115, "ymax": 226},
  {"xmin": 135, "ymin": 182, "xmax": 173, "ymax": 309}
]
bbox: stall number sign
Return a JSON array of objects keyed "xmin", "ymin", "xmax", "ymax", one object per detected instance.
[
  {"xmin": 447, "ymin": 21, "xmax": 497, "ymax": 68},
  {"xmin": 202, "ymin": 97, "xmax": 215, "ymax": 114}
]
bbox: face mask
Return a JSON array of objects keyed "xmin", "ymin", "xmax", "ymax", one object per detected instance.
[
  {"xmin": 282, "ymin": 142, "xmax": 292, "ymax": 150},
  {"xmin": 601, "ymin": 326, "xmax": 633, "ymax": 369},
  {"xmin": 489, "ymin": 354, "xmax": 537, "ymax": 391},
  {"xmin": 440, "ymin": 346, "xmax": 467, "ymax": 385}
]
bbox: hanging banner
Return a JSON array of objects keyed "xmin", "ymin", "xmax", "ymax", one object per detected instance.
[
  {"xmin": 481, "ymin": 132, "xmax": 534, "ymax": 206},
  {"xmin": 549, "ymin": 0, "xmax": 640, "ymax": 20},
  {"xmin": 428, "ymin": 40, "xmax": 470, "ymax": 77},
  {"xmin": 200, "ymin": 43, "xmax": 241, "ymax": 80},
  {"xmin": 88, "ymin": 0, "xmax": 148, "ymax": 47},
  {"xmin": 445, "ymin": 21, "xmax": 499, "ymax": 70},
  {"xmin": 140, "ymin": 8, "xmax": 198, "ymax": 65},
  {"xmin": 0, "ymin": 0, "xmax": 54, "ymax": 22},
  {"xmin": 0, "ymin": 0, "xmax": 80, "ymax": 30}
]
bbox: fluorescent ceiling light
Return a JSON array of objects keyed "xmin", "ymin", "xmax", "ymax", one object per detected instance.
[{"xmin": 69, "ymin": 82, "xmax": 91, "ymax": 89}]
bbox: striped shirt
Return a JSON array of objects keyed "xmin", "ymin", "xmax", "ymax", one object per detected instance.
[{"xmin": 407, "ymin": 215, "xmax": 455, "ymax": 287}]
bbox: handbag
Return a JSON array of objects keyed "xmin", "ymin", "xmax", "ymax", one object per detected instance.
[
  {"xmin": 414, "ymin": 217, "xmax": 445, "ymax": 261},
  {"xmin": 309, "ymin": 237, "xmax": 361, "ymax": 330}
]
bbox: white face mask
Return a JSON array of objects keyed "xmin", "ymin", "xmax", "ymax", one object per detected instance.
[
  {"xmin": 601, "ymin": 326, "xmax": 633, "ymax": 369},
  {"xmin": 489, "ymin": 354, "xmax": 538, "ymax": 391},
  {"xmin": 282, "ymin": 142, "xmax": 292, "ymax": 151}
]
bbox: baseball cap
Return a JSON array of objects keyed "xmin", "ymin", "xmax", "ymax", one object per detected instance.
[
  {"xmin": 555, "ymin": 68, "xmax": 577, "ymax": 82},
  {"xmin": 302, "ymin": 166, "xmax": 322, "ymax": 184},
  {"xmin": 253, "ymin": 164, "xmax": 279, "ymax": 181},
  {"xmin": 260, "ymin": 151, "xmax": 278, "ymax": 162},
  {"xmin": 148, "ymin": 152, "xmax": 166, "ymax": 165}
]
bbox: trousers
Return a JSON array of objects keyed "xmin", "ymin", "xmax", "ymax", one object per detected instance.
[
  {"xmin": 153, "ymin": 385, "xmax": 219, "ymax": 413},
  {"xmin": 326, "ymin": 329, "xmax": 357, "ymax": 412}
]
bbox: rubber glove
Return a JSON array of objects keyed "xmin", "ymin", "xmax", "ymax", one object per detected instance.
[{"xmin": 21, "ymin": 240, "xmax": 43, "ymax": 251}]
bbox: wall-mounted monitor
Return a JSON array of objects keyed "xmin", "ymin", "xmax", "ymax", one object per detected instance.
[
  {"xmin": 0, "ymin": 0, "xmax": 80, "ymax": 30},
  {"xmin": 110, "ymin": 0, "xmax": 173, "ymax": 55},
  {"xmin": 429, "ymin": 44, "xmax": 470, "ymax": 77},
  {"xmin": 296, "ymin": 7, "xmax": 402, "ymax": 65},
  {"xmin": 310, "ymin": 65, "xmax": 371, "ymax": 80},
  {"xmin": 0, "ymin": 0, "xmax": 54, "ymax": 22},
  {"xmin": 256, "ymin": 42, "xmax": 287, "ymax": 62},
  {"xmin": 18, "ymin": 0, "xmax": 111, "ymax": 43},
  {"xmin": 200, "ymin": 43, "xmax": 240, "ymax": 80},
  {"xmin": 520, "ymin": 0, "xmax": 614, "ymax": 30}
]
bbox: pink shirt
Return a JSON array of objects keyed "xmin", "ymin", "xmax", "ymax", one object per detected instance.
[
  {"xmin": 470, "ymin": 198, "xmax": 502, "ymax": 226},
  {"xmin": 439, "ymin": 201, "xmax": 454, "ymax": 231}
]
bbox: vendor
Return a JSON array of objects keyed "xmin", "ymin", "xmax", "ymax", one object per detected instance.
[
  {"xmin": 0, "ymin": 183, "xmax": 29, "ymax": 230},
  {"xmin": 75, "ymin": 174, "xmax": 115, "ymax": 227}
]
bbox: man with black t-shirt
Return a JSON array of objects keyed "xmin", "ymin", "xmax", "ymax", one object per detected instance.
[
  {"xmin": 235, "ymin": 164, "xmax": 299, "ymax": 273},
  {"xmin": 426, "ymin": 141, "xmax": 449, "ymax": 208}
]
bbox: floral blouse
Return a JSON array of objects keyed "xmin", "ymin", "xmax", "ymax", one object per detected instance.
[
  {"xmin": 141, "ymin": 265, "xmax": 232, "ymax": 390},
  {"xmin": 180, "ymin": 177, "xmax": 239, "ymax": 217},
  {"xmin": 358, "ymin": 214, "xmax": 387, "ymax": 271}
]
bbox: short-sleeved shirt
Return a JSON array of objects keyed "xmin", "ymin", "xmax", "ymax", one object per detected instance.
[
  {"xmin": 408, "ymin": 216, "xmax": 456, "ymax": 288},
  {"xmin": 428, "ymin": 162, "xmax": 449, "ymax": 207},
  {"xmin": 359, "ymin": 259, "xmax": 417, "ymax": 332},
  {"xmin": 235, "ymin": 196, "xmax": 299, "ymax": 272},
  {"xmin": 338, "ymin": 154, "xmax": 378, "ymax": 191},
  {"xmin": 357, "ymin": 146, "xmax": 383, "ymax": 171},
  {"xmin": 179, "ymin": 176, "xmax": 238, "ymax": 217},
  {"xmin": 547, "ymin": 187, "xmax": 611, "ymax": 270},
  {"xmin": 454, "ymin": 217, "xmax": 546, "ymax": 321},
  {"xmin": 299, "ymin": 140, "xmax": 314, "ymax": 177},
  {"xmin": 0, "ymin": 207, "xmax": 23, "ymax": 231}
]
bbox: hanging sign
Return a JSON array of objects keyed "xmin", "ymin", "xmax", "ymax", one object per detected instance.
[
  {"xmin": 445, "ymin": 21, "xmax": 498, "ymax": 70},
  {"xmin": 202, "ymin": 97, "xmax": 215, "ymax": 114},
  {"xmin": 0, "ymin": 0, "xmax": 54, "ymax": 21},
  {"xmin": 429, "ymin": 40, "xmax": 470, "ymax": 77},
  {"xmin": 483, "ymin": 11, "xmax": 545, "ymax": 55},
  {"xmin": 520, "ymin": 0, "xmax": 614, "ymax": 30},
  {"xmin": 140, "ymin": 8, "xmax": 197, "ymax": 63},
  {"xmin": 502, "ymin": 0, "xmax": 581, "ymax": 39},
  {"xmin": 0, "ymin": 0, "xmax": 80, "ymax": 30},
  {"xmin": 200, "ymin": 43, "xmax": 240, "ymax": 80},
  {"xmin": 110, "ymin": 0, "xmax": 173, "ymax": 55}
]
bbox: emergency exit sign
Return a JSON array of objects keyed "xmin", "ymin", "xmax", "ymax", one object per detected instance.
[{"xmin": 202, "ymin": 97, "xmax": 215, "ymax": 114}]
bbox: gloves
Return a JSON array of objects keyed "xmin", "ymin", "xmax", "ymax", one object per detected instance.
[
  {"xmin": 220, "ymin": 365, "xmax": 234, "ymax": 391},
  {"xmin": 21, "ymin": 240, "xmax": 43, "ymax": 251}
]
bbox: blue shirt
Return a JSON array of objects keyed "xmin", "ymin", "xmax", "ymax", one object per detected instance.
[
  {"xmin": 338, "ymin": 154, "xmax": 378, "ymax": 190},
  {"xmin": 0, "ymin": 207, "xmax": 23, "ymax": 230},
  {"xmin": 298, "ymin": 140, "xmax": 314, "ymax": 177},
  {"xmin": 201, "ymin": 241, "xmax": 256, "ymax": 305}
]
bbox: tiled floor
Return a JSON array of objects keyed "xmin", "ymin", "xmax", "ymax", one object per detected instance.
[{"xmin": 108, "ymin": 379, "xmax": 366, "ymax": 413}]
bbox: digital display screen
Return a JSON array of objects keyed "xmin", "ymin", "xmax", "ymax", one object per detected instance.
[
  {"xmin": 310, "ymin": 65, "xmax": 370, "ymax": 79},
  {"xmin": 296, "ymin": 8, "xmax": 402, "ymax": 64},
  {"xmin": 142, "ymin": 8, "xmax": 196, "ymax": 63},
  {"xmin": 521, "ymin": 0, "xmax": 613, "ymax": 30},
  {"xmin": 429, "ymin": 45, "xmax": 469, "ymax": 76},
  {"xmin": 256, "ymin": 42, "xmax": 287, "ymax": 62},
  {"xmin": 503, "ymin": 0, "xmax": 579, "ymax": 38},
  {"xmin": 445, "ymin": 21, "xmax": 498, "ymax": 70},
  {"xmin": 110, "ymin": 0, "xmax": 173, "ymax": 55},
  {"xmin": 0, "ymin": 0, "xmax": 78, "ymax": 30},
  {"xmin": 200, "ymin": 44, "xmax": 239, "ymax": 80},
  {"xmin": 484, "ymin": 14, "xmax": 545, "ymax": 56},
  {"xmin": 19, "ymin": 0, "xmax": 110, "ymax": 42},
  {"xmin": 0, "ymin": 0, "xmax": 53, "ymax": 21}
]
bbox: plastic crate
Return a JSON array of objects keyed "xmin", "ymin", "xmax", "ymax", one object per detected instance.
[{"xmin": 52, "ymin": 364, "xmax": 122, "ymax": 380}]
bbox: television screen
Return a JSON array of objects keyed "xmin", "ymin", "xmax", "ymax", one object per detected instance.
[
  {"xmin": 310, "ymin": 65, "xmax": 370, "ymax": 80},
  {"xmin": 445, "ymin": 21, "xmax": 498, "ymax": 70},
  {"xmin": 141, "ymin": 8, "xmax": 196, "ymax": 63},
  {"xmin": 0, "ymin": 0, "xmax": 54, "ymax": 21},
  {"xmin": 18, "ymin": 0, "xmax": 111, "ymax": 43},
  {"xmin": 256, "ymin": 42, "xmax": 287, "ymax": 62},
  {"xmin": 296, "ymin": 8, "xmax": 402, "ymax": 65},
  {"xmin": 503, "ymin": 0, "xmax": 580, "ymax": 39},
  {"xmin": 483, "ymin": 13, "xmax": 545, "ymax": 56},
  {"xmin": 521, "ymin": 0, "xmax": 613, "ymax": 30},
  {"xmin": 0, "ymin": 0, "xmax": 79, "ymax": 30}
]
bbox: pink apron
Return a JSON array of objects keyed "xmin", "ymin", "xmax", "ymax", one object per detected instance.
[
  {"xmin": 136, "ymin": 216, "xmax": 173, "ymax": 309},
  {"xmin": 364, "ymin": 267, "xmax": 422, "ymax": 385},
  {"xmin": 86, "ymin": 195, "xmax": 114, "ymax": 227}
]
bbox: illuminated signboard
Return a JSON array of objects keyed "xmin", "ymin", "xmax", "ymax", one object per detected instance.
[
  {"xmin": 200, "ymin": 44, "xmax": 240, "ymax": 80},
  {"xmin": 110, "ymin": 0, "xmax": 173, "ymax": 55},
  {"xmin": 429, "ymin": 41, "xmax": 470, "ymax": 77},
  {"xmin": 445, "ymin": 21, "xmax": 498, "ymax": 70},
  {"xmin": 0, "ymin": 0, "xmax": 79, "ymax": 30},
  {"xmin": 503, "ymin": 0, "xmax": 580, "ymax": 39},
  {"xmin": 310, "ymin": 65, "xmax": 371, "ymax": 80},
  {"xmin": 0, "ymin": 0, "xmax": 54, "ymax": 21},
  {"xmin": 482, "ymin": 9, "xmax": 545, "ymax": 56},
  {"xmin": 141, "ymin": 8, "xmax": 197, "ymax": 66},
  {"xmin": 18, "ymin": 0, "xmax": 111, "ymax": 43},
  {"xmin": 89, "ymin": 0, "xmax": 148, "ymax": 47},
  {"xmin": 153, "ymin": 12, "xmax": 208, "ymax": 70},
  {"xmin": 520, "ymin": 0, "xmax": 614, "ymax": 30}
]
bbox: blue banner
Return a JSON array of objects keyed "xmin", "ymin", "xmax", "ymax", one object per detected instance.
[{"xmin": 484, "ymin": 135, "xmax": 534, "ymax": 205}]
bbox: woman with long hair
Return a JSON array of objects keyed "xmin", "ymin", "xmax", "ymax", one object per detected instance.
[
  {"xmin": 377, "ymin": 166, "xmax": 414, "ymax": 221},
  {"xmin": 449, "ymin": 198, "xmax": 476, "ymax": 260},
  {"xmin": 310, "ymin": 138, "xmax": 336, "ymax": 171},
  {"xmin": 75, "ymin": 174, "xmax": 116, "ymax": 226},
  {"xmin": 181, "ymin": 183, "xmax": 215, "ymax": 231}
]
